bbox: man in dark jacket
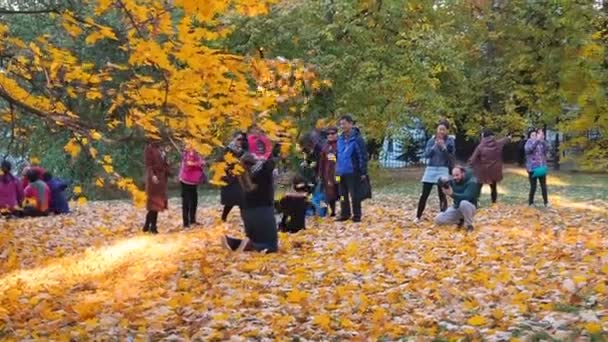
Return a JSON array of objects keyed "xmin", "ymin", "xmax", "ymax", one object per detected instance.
[
  {"xmin": 336, "ymin": 114, "xmax": 368, "ymax": 223},
  {"xmin": 435, "ymin": 165, "xmax": 479, "ymax": 231}
]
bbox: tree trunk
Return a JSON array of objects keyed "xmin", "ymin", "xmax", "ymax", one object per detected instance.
[{"xmin": 554, "ymin": 119, "xmax": 560, "ymax": 171}]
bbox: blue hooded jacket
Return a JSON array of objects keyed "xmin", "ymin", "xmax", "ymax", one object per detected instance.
[
  {"xmin": 336, "ymin": 128, "xmax": 368, "ymax": 176},
  {"xmin": 46, "ymin": 178, "xmax": 70, "ymax": 214}
]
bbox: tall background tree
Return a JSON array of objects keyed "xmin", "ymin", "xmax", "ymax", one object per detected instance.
[{"xmin": 1, "ymin": 0, "xmax": 606, "ymax": 198}]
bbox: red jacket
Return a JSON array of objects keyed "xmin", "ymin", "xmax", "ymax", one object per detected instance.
[
  {"xmin": 21, "ymin": 166, "xmax": 45, "ymax": 190},
  {"xmin": 24, "ymin": 180, "xmax": 51, "ymax": 212}
]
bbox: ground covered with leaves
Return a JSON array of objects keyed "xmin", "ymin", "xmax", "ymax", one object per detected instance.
[{"xmin": 1, "ymin": 170, "xmax": 608, "ymax": 341}]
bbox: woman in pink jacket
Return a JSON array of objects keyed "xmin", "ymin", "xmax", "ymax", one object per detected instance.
[
  {"xmin": 0, "ymin": 160, "xmax": 24, "ymax": 215},
  {"xmin": 179, "ymin": 142, "xmax": 205, "ymax": 228}
]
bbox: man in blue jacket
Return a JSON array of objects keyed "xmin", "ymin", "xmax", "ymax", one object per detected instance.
[{"xmin": 336, "ymin": 115, "xmax": 368, "ymax": 223}]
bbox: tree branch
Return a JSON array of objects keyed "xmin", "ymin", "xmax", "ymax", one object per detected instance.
[{"xmin": 0, "ymin": 8, "xmax": 59, "ymax": 15}]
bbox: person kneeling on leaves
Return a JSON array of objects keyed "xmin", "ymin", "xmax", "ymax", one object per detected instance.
[
  {"xmin": 277, "ymin": 176, "xmax": 310, "ymax": 233},
  {"xmin": 435, "ymin": 165, "xmax": 479, "ymax": 232},
  {"xmin": 222, "ymin": 147, "xmax": 278, "ymax": 253}
]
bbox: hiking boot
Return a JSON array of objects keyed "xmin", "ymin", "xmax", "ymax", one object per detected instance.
[
  {"xmin": 466, "ymin": 225, "xmax": 474, "ymax": 232},
  {"xmin": 352, "ymin": 217, "xmax": 361, "ymax": 223},
  {"xmin": 457, "ymin": 219, "xmax": 465, "ymax": 228},
  {"xmin": 336, "ymin": 216, "xmax": 350, "ymax": 222}
]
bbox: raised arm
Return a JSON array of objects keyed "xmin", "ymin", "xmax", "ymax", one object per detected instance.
[{"xmin": 525, "ymin": 139, "xmax": 541, "ymax": 155}]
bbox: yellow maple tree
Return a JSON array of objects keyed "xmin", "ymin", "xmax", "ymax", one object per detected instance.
[{"xmin": 0, "ymin": 0, "xmax": 322, "ymax": 203}]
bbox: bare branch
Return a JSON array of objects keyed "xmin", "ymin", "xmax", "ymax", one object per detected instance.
[{"xmin": 0, "ymin": 8, "xmax": 59, "ymax": 15}]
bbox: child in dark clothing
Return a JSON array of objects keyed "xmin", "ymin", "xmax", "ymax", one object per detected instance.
[{"xmin": 277, "ymin": 176, "xmax": 310, "ymax": 233}]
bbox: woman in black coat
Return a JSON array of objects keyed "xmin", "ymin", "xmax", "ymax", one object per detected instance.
[{"xmin": 220, "ymin": 132, "xmax": 246, "ymax": 221}]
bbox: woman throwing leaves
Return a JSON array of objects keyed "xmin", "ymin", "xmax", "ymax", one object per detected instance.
[
  {"xmin": 222, "ymin": 133, "xmax": 278, "ymax": 253},
  {"xmin": 415, "ymin": 120, "xmax": 455, "ymax": 223}
]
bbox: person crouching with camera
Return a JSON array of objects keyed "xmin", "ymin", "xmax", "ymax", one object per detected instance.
[{"xmin": 435, "ymin": 165, "xmax": 480, "ymax": 232}]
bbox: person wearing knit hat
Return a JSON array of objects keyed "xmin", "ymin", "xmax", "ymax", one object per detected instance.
[{"xmin": 468, "ymin": 129, "xmax": 511, "ymax": 204}]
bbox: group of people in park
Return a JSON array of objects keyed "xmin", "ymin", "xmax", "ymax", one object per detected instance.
[
  {"xmin": 0, "ymin": 114, "xmax": 551, "ymax": 253},
  {"xmin": 0, "ymin": 161, "xmax": 70, "ymax": 217},
  {"xmin": 416, "ymin": 121, "xmax": 550, "ymax": 231}
]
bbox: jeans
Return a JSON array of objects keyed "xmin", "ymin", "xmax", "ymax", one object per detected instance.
[
  {"xmin": 339, "ymin": 174, "xmax": 362, "ymax": 220},
  {"xmin": 435, "ymin": 200, "xmax": 476, "ymax": 226}
]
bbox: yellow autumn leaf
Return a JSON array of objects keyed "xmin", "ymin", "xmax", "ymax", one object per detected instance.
[
  {"xmin": 77, "ymin": 197, "xmax": 87, "ymax": 205},
  {"xmin": 73, "ymin": 186, "xmax": 82, "ymax": 195},
  {"xmin": 467, "ymin": 315, "xmax": 487, "ymax": 326},
  {"xmin": 286, "ymin": 289, "xmax": 308, "ymax": 304},
  {"xmin": 95, "ymin": 178, "xmax": 104, "ymax": 187},
  {"xmin": 90, "ymin": 130, "xmax": 102, "ymax": 140},
  {"xmin": 85, "ymin": 31, "xmax": 104, "ymax": 45},
  {"xmin": 64, "ymin": 139, "xmax": 82, "ymax": 158},
  {"xmin": 313, "ymin": 314, "xmax": 332, "ymax": 331},
  {"xmin": 103, "ymin": 164, "xmax": 114, "ymax": 173},
  {"xmin": 492, "ymin": 308, "xmax": 505, "ymax": 320},
  {"xmin": 585, "ymin": 322, "xmax": 602, "ymax": 334},
  {"xmin": 89, "ymin": 147, "xmax": 98, "ymax": 159}
]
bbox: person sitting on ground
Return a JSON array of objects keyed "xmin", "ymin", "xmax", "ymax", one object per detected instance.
[
  {"xmin": 434, "ymin": 165, "xmax": 479, "ymax": 232},
  {"xmin": 277, "ymin": 175, "xmax": 310, "ymax": 233},
  {"xmin": 42, "ymin": 172, "xmax": 70, "ymax": 215},
  {"xmin": 21, "ymin": 164, "xmax": 45, "ymax": 191},
  {"xmin": 23, "ymin": 169, "xmax": 51, "ymax": 217},
  {"xmin": 221, "ymin": 140, "xmax": 278, "ymax": 253},
  {"xmin": 0, "ymin": 160, "xmax": 24, "ymax": 216}
]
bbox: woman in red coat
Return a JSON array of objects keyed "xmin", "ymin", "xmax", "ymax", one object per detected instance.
[
  {"xmin": 468, "ymin": 129, "xmax": 510, "ymax": 204},
  {"xmin": 143, "ymin": 139, "xmax": 170, "ymax": 234},
  {"xmin": 319, "ymin": 127, "xmax": 339, "ymax": 216}
]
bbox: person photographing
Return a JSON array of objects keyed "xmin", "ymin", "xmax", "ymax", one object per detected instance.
[{"xmin": 434, "ymin": 165, "xmax": 479, "ymax": 232}]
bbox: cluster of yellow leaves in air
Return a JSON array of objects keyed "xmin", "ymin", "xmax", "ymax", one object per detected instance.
[{"xmin": 1, "ymin": 194, "xmax": 608, "ymax": 340}]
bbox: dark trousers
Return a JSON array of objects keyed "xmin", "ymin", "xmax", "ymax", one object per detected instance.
[
  {"xmin": 144, "ymin": 210, "xmax": 158, "ymax": 232},
  {"xmin": 240, "ymin": 206, "xmax": 278, "ymax": 253},
  {"xmin": 222, "ymin": 205, "xmax": 235, "ymax": 221},
  {"xmin": 181, "ymin": 182, "xmax": 198, "ymax": 226},
  {"xmin": 339, "ymin": 174, "xmax": 362, "ymax": 220},
  {"xmin": 416, "ymin": 182, "xmax": 448, "ymax": 219},
  {"xmin": 22, "ymin": 207, "xmax": 48, "ymax": 217},
  {"xmin": 528, "ymin": 172, "xmax": 548, "ymax": 205},
  {"xmin": 479, "ymin": 182, "xmax": 498, "ymax": 203},
  {"xmin": 328, "ymin": 200, "xmax": 337, "ymax": 216}
]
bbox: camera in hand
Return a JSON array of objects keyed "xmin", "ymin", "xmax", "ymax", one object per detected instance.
[{"xmin": 437, "ymin": 176, "xmax": 451, "ymax": 189}]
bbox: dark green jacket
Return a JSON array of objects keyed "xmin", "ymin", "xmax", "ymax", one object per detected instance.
[{"xmin": 449, "ymin": 170, "xmax": 479, "ymax": 208}]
